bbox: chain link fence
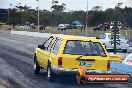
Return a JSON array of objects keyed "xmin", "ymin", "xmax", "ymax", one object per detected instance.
[
  {"xmin": 40, "ymin": 27, "xmax": 132, "ymax": 40},
  {"xmin": 1, "ymin": 25, "xmax": 132, "ymax": 40}
]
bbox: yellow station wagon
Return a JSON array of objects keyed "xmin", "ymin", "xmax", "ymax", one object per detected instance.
[{"xmin": 33, "ymin": 34, "xmax": 111, "ymax": 81}]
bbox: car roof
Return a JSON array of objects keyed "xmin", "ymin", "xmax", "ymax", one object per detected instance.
[
  {"xmin": 105, "ymin": 33, "xmax": 111, "ymax": 35},
  {"xmin": 105, "ymin": 33, "xmax": 121, "ymax": 35},
  {"xmin": 53, "ymin": 34, "xmax": 101, "ymax": 42}
]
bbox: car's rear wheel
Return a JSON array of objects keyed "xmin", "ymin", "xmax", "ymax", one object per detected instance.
[
  {"xmin": 47, "ymin": 62, "xmax": 55, "ymax": 81},
  {"xmin": 34, "ymin": 56, "xmax": 40, "ymax": 74},
  {"xmin": 76, "ymin": 73, "xmax": 86, "ymax": 85}
]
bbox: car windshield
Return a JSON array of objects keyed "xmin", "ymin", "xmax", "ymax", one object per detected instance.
[
  {"xmin": 119, "ymin": 35, "xmax": 125, "ymax": 39},
  {"xmin": 64, "ymin": 40, "xmax": 106, "ymax": 56},
  {"xmin": 108, "ymin": 34, "xmax": 125, "ymax": 39}
]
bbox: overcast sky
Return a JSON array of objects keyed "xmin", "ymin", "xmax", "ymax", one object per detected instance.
[{"xmin": 0, "ymin": 0, "xmax": 132, "ymax": 11}]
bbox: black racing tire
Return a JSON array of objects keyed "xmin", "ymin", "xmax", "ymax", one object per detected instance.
[
  {"xmin": 34, "ymin": 56, "xmax": 40, "ymax": 74},
  {"xmin": 61, "ymin": 28, "xmax": 63, "ymax": 31},
  {"xmin": 76, "ymin": 73, "xmax": 86, "ymax": 85},
  {"xmin": 47, "ymin": 62, "xmax": 55, "ymax": 81}
]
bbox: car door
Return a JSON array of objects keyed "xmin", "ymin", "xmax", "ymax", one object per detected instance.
[
  {"xmin": 105, "ymin": 34, "xmax": 113, "ymax": 49},
  {"xmin": 49, "ymin": 39, "xmax": 62, "ymax": 66},
  {"xmin": 38, "ymin": 37, "xmax": 54, "ymax": 68},
  {"xmin": 43, "ymin": 38, "xmax": 57, "ymax": 68},
  {"xmin": 119, "ymin": 35, "xmax": 129, "ymax": 49}
]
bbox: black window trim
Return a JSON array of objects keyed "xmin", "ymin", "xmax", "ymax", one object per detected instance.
[
  {"xmin": 51, "ymin": 38, "xmax": 62, "ymax": 54},
  {"xmin": 47, "ymin": 37, "xmax": 58, "ymax": 52},
  {"xmin": 41, "ymin": 36, "xmax": 54, "ymax": 50},
  {"xmin": 43, "ymin": 36, "xmax": 53, "ymax": 46}
]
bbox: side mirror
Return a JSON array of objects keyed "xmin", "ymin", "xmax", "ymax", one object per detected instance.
[
  {"xmin": 38, "ymin": 45, "xmax": 47, "ymax": 50},
  {"xmin": 38, "ymin": 45, "xmax": 43, "ymax": 48}
]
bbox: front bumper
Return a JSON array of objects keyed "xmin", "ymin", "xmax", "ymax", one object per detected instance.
[{"xmin": 51, "ymin": 64, "xmax": 111, "ymax": 75}]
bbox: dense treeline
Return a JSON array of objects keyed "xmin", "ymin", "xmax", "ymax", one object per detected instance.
[{"xmin": 0, "ymin": 6, "xmax": 132, "ymax": 29}]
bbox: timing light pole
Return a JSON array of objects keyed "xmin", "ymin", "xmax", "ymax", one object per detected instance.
[
  {"xmin": 8, "ymin": 8, "xmax": 10, "ymax": 25},
  {"xmin": 86, "ymin": 0, "xmax": 88, "ymax": 36},
  {"xmin": 113, "ymin": 3, "xmax": 123, "ymax": 54},
  {"xmin": 36, "ymin": 0, "xmax": 40, "ymax": 32},
  {"xmin": 8, "ymin": 4, "xmax": 12, "ymax": 25}
]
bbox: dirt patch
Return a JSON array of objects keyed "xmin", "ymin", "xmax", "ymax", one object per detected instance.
[{"xmin": 0, "ymin": 78, "xmax": 10, "ymax": 88}]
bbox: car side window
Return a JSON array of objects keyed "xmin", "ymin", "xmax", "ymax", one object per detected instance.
[
  {"xmin": 48, "ymin": 38, "xmax": 57, "ymax": 51},
  {"xmin": 100, "ymin": 34, "xmax": 106, "ymax": 39},
  {"xmin": 52, "ymin": 40, "xmax": 62, "ymax": 54},
  {"xmin": 43, "ymin": 37, "xmax": 53, "ymax": 50},
  {"xmin": 108, "ymin": 35, "xmax": 111, "ymax": 39},
  {"xmin": 91, "ymin": 43, "xmax": 106, "ymax": 56}
]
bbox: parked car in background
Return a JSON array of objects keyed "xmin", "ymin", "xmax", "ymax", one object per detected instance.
[
  {"xmin": 58, "ymin": 24, "xmax": 73, "ymax": 31},
  {"xmin": 0, "ymin": 22, "xmax": 6, "ymax": 26},
  {"xmin": 76, "ymin": 24, "xmax": 85, "ymax": 28},
  {"xmin": 129, "ymin": 40, "xmax": 132, "ymax": 47},
  {"xmin": 58, "ymin": 24, "xmax": 66, "ymax": 31},
  {"xmin": 93, "ymin": 23, "xmax": 110, "ymax": 31},
  {"xmin": 17, "ymin": 25, "xmax": 30, "ymax": 30},
  {"xmin": 39, "ymin": 25, "xmax": 45, "ymax": 30},
  {"xmin": 34, "ymin": 34, "xmax": 111, "ymax": 81},
  {"xmin": 70, "ymin": 24, "xmax": 77, "ymax": 29},
  {"xmin": 65, "ymin": 24, "xmax": 73, "ymax": 29},
  {"xmin": 97, "ymin": 33, "xmax": 129, "ymax": 52}
]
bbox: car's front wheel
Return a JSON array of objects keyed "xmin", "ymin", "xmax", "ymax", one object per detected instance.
[
  {"xmin": 34, "ymin": 56, "xmax": 40, "ymax": 74},
  {"xmin": 76, "ymin": 73, "xmax": 86, "ymax": 85},
  {"xmin": 47, "ymin": 62, "xmax": 55, "ymax": 81}
]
